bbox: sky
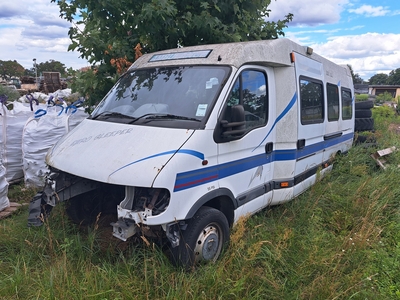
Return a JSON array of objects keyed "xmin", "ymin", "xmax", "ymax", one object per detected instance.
[{"xmin": 0, "ymin": 0, "xmax": 399, "ymax": 81}]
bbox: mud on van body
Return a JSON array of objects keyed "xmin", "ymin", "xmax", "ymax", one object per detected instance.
[{"xmin": 28, "ymin": 38, "xmax": 354, "ymax": 268}]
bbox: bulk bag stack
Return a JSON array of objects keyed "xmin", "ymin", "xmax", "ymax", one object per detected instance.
[
  {"xmin": 22, "ymin": 99, "xmax": 88, "ymax": 187},
  {"xmin": 0, "ymin": 95, "xmax": 38, "ymax": 183},
  {"xmin": 0, "ymin": 95, "xmax": 9, "ymax": 212}
]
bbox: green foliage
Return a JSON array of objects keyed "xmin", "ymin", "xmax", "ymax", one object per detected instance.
[
  {"xmin": 348, "ymin": 64, "xmax": 364, "ymax": 84},
  {"xmin": 368, "ymin": 68, "xmax": 400, "ymax": 85},
  {"xmin": 355, "ymin": 94, "xmax": 369, "ymax": 101},
  {"xmin": 0, "ymin": 60, "xmax": 25, "ymax": 79},
  {"xmin": 0, "ymin": 85, "xmax": 20, "ymax": 101},
  {"xmin": 388, "ymin": 68, "xmax": 400, "ymax": 85},
  {"xmin": 372, "ymin": 105, "xmax": 395, "ymax": 122},
  {"xmin": 369, "ymin": 73, "xmax": 389, "ymax": 85},
  {"xmin": 70, "ymin": 68, "xmax": 117, "ymax": 113},
  {"xmin": 376, "ymin": 91, "xmax": 394, "ymax": 104},
  {"xmin": 3, "ymin": 116, "xmax": 400, "ymax": 298},
  {"xmin": 36, "ymin": 59, "xmax": 67, "ymax": 77},
  {"xmin": 372, "ymin": 106, "xmax": 398, "ymax": 134},
  {"xmin": 52, "ymin": 0, "xmax": 293, "ymax": 109}
]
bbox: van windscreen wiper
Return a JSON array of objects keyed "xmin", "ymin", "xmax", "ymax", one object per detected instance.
[
  {"xmin": 91, "ymin": 111, "xmax": 135, "ymax": 121},
  {"xmin": 143, "ymin": 114, "xmax": 201, "ymax": 122}
]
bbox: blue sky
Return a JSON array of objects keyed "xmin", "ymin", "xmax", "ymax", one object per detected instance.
[
  {"xmin": 268, "ymin": 0, "xmax": 400, "ymax": 80},
  {"xmin": 0, "ymin": 0, "xmax": 399, "ymax": 81}
]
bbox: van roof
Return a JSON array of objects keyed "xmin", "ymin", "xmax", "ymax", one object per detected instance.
[{"xmin": 132, "ymin": 38, "xmax": 310, "ymax": 70}]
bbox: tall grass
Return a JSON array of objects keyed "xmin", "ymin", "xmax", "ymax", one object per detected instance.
[{"xmin": 1, "ymin": 106, "xmax": 400, "ymax": 299}]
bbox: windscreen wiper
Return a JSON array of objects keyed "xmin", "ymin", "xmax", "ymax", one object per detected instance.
[
  {"xmin": 91, "ymin": 111, "xmax": 135, "ymax": 120},
  {"xmin": 143, "ymin": 114, "xmax": 201, "ymax": 122}
]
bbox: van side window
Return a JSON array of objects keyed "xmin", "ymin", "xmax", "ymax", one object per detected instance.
[
  {"xmin": 225, "ymin": 70, "xmax": 268, "ymax": 130},
  {"xmin": 300, "ymin": 77, "xmax": 324, "ymax": 124},
  {"xmin": 327, "ymin": 83, "xmax": 339, "ymax": 121},
  {"xmin": 341, "ymin": 88, "xmax": 352, "ymax": 120}
]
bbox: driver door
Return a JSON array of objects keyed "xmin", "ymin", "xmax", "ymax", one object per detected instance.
[{"xmin": 215, "ymin": 66, "xmax": 275, "ymax": 218}]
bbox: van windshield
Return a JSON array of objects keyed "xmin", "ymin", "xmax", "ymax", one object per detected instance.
[{"xmin": 91, "ymin": 65, "xmax": 231, "ymax": 128}]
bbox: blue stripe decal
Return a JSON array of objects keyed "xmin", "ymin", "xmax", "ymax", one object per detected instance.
[
  {"xmin": 253, "ymin": 93, "xmax": 297, "ymax": 151},
  {"xmin": 109, "ymin": 149, "xmax": 204, "ymax": 176},
  {"xmin": 174, "ymin": 132, "xmax": 354, "ymax": 192}
]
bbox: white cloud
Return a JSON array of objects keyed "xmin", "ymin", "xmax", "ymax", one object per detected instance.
[
  {"xmin": 267, "ymin": 0, "xmax": 350, "ymax": 26},
  {"xmin": 310, "ymin": 33, "xmax": 400, "ymax": 79},
  {"xmin": 348, "ymin": 5, "xmax": 390, "ymax": 17},
  {"xmin": 0, "ymin": 0, "xmax": 88, "ymax": 70}
]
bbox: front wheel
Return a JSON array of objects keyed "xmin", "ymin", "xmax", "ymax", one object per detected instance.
[{"xmin": 172, "ymin": 206, "xmax": 230, "ymax": 269}]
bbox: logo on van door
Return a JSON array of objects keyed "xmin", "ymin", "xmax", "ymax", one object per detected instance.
[{"xmin": 249, "ymin": 165, "xmax": 263, "ymax": 187}]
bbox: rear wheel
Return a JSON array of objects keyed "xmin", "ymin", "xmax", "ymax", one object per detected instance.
[{"xmin": 172, "ymin": 206, "xmax": 230, "ymax": 269}]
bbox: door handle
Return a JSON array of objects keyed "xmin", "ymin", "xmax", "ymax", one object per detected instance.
[{"xmin": 297, "ymin": 139, "xmax": 305, "ymax": 150}]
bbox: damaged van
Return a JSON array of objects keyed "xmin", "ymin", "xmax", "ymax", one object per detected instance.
[{"xmin": 28, "ymin": 38, "xmax": 354, "ymax": 267}]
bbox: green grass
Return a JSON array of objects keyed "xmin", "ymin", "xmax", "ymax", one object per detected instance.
[{"xmin": 2, "ymin": 107, "xmax": 400, "ymax": 299}]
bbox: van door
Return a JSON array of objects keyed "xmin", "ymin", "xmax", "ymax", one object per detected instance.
[
  {"xmin": 214, "ymin": 66, "xmax": 275, "ymax": 219},
  {"xmin": 294, "ymin": 53, "xmax": 325, "ymax": 195}
]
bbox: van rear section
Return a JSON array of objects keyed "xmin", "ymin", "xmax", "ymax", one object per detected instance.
[{"xmin": 28, "ymin": 38, "xmax": 354, "ymax": 268}]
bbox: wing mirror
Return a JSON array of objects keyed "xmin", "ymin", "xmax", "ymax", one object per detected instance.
[{"xmin": 220, "ymin": 105, "xmax": 246, "ymax": 138}]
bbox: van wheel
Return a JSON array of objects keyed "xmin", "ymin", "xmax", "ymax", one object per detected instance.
[{"xmin": 172, "ymin": 206, "xmax": 230, "ymax": 269}]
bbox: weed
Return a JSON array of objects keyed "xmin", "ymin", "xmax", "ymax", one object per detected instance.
[{"xmin": 2, "ymin": 116, "xmax": 400, "ymax": 299}]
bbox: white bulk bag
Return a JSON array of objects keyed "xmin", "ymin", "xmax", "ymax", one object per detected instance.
[
  {"xmin": 0, "ymin": 101, "xmax": 35, "ymax": 182},
  {"xmin": 22, "ymin": 104, "xmax": 88, "ymax": 187},
  {"xmin": 0, "ymin": 142, "xmax": 9, "ymax": 212}
]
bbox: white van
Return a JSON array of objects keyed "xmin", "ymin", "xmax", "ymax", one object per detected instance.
[{"xmin": 28, "ymin": 38, "xmax": 354, "ymax": 267}]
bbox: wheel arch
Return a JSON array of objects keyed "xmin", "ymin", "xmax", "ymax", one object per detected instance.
[{"xmin": 184, "ymin": 188, "xmax": 237, "ymax": 227}]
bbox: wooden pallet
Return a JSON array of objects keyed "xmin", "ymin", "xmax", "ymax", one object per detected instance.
[{"xmin": 0, "ymin": 202, "xmax": 22, "ymax": 219}]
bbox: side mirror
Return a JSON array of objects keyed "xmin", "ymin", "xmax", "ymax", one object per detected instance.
[{"xmin": 220, "ymin": 105, "xmax": 246, "ymax": 138}]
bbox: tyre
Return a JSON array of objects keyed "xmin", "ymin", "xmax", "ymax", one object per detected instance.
[
  {"xmin": 355, "ymin": 100, "xmax": 374, "ymax": 110},
  {"xmin": 355, "ymin": 118, "xmax": 374, "ymax": 131},
  {"xmin": 355, "ymin": 109, "xmax": 372, "ymax": 118},
  {"xmin": 172, "ymin": 206, "xmax": 230, "ymax": 269}
]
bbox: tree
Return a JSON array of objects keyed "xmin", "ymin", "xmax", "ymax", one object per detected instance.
[
  {"xmin": 0, "ymin": 60, "xmax": 25, "ymax": 79},
  {"xmin": 24, "ymin": 68, "xmax": 36, "ymax": 77},
  {"xmin": 387, "ymin": 68, "xmax": 400, "ymax": 85},
  {"xmin": 368, "ymin": 73, "xmax": 388, "ymax": 85},
  {"xmin": 36, "ymin": 60, "xmax": 67, "ymax": 77},
  {"xmin": 52, "ymin": 0, "xmax": 293, "ymax": 109},
  {"xmin": 347, "ymin": 64, "xmax": 364, "ymax": 84}
]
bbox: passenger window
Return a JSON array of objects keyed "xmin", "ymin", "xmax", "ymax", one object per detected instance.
[
  {"xmin": 327, "ymin": 83, "xmax": 339, "ymax": 121},
  {"xmin": 341, "ymin": 88, "xmax": 353, "ymax": 120},
  {"xmin": 300, "ymin": 77, "xmax": 324, "ymax": 124},
  {"xmin": 224, "ymin": 70, "xmax": 268, "ymax": 130}
]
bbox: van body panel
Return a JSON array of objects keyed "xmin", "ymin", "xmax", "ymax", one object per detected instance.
[{"xmin": 46, "ymin": 118, "xmax": 195, "ymax": 186}]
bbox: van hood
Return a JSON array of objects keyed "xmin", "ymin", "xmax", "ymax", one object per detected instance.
[{"xmin": 46, "ymin": 119, "xmax": 195, "ymax": 186}]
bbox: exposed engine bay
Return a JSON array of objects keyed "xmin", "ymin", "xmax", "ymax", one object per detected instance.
[{"xmin": 27, "ymin": 168, "xmax": 177, "ymax": 244}]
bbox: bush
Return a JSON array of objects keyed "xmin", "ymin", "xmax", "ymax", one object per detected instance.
[
  {"xmin": 355, "ymin": 94, "xmax": 369, "ymax": 101},
  {"xmin": 0, "ymin": 85, "xmax": 20, "ymax": 102},
  {"xmin": 376, "ymin": 91, "xmax": 394, "ymax": 104}
]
